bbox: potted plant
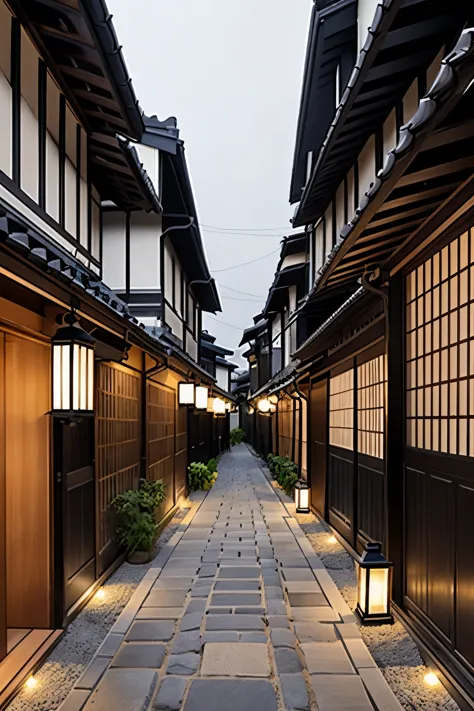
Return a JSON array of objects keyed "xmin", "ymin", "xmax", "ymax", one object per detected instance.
[{"xmin": 112, "ymin": 479, "xmax": 166, "ymax": 563}]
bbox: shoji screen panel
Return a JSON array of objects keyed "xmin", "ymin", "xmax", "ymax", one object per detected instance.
[
  {"xmin": 329, "ymin": 369, "xmax": 354, "ymax": 450},
  {"xmin": 406, "ymin": 230, "xmax": 472, "ymax": 455},
  {"xmin": 96, "ymin": 363, "xmax": 141, "ymax": 572},
  {"xmin": 357, "ymin": 355, "xmax": 385, "ymax": 459}
]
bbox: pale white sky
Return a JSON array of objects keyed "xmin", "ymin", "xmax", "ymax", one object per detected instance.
[{"xmin": 109, "ymin": 0, "xmax": 311, "ymax": 365}]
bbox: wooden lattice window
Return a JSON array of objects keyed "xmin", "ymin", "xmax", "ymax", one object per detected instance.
[
  {"xmin": 96, "ymin": 363, "xmax": 141, "ymax": 558},
  {"xmin": 357, "ymin": 355, "xmax": 385, "ymax": 459},
  {"xmin": 406, "ymin": 229, "xmax": 472, "ymax": 455},
  {"xmin": 329, "ymin": 369, "xmax": 354, "ymax": 450},
  {"xmin": 147, "ymin": 381, "xmax": 175, "ymax": 515},
  {"xmin": 278, "ymin": 396, "xmax": 293, "ymax": 459}
]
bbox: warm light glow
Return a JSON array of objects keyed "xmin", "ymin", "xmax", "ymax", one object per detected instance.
[
  {"xmin": 25, "ymin": 677, "xmax": 37, "ymax": 689},
  {"xmin": 95, "ymin": 588, "xmax": 106, "ymax": 601},
  {"xmin": 257, "ymin": 399, "xmax": 271, "ymax": 413},
  {"xmin": 213, "ymin": 398, "xmax": 226, "ymax": 415},
  {"xmin": 424, "ymin": 672, "xmax": 440, "ymax": 687},
  {"xmin": 328, "ymin": 535, "xmax": 338, "ymax": 544},
  {"xmin": 358, "ymin": 566, "xmax": 367, "ymax": 613},
  {"xmin": 297, "ymin": 489, "xmax": 309, "ymax": 511},
  {"xmin": 268, "ymin": 394, "xmax": 278, "ymax": 405},
  {"xmin": 195, "ymin": 386, "xmax": 208, "ymax": 410},
  {"xmin": 73, "ymin": 343, "xmax": 80, "ymax": 410},
  {"xmin": 225, "ymin": 402, "xmax": 232, "ymax": 411},
  {"xmin": 368, "ymin": 568, "xmax": 389, "ymax": 615},
  {"xmin": 80, "ymin": 345, "xmax": 87, "ymax": 410},
  {"xmin": 248, "ymin": 406, "xmax": 254, "ymax": 415},
  {"xmin": 87, "ymin": 347, "xmax": 94, "ymax": 409},
  {"xmin": 178, "ymin": 382, "xmax": 195, "ymax": 405}
]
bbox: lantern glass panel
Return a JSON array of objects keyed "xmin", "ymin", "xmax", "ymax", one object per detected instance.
[
  {"xmin": 258, "ymin": 399, "xmax": 271, "ymax": 413},
  {"xmin": 358, "ymin": 566, "xmax": 367, "ymax": 614},
  {"xmin": 195, "ymin": 386, "xmax": 208, "ymax": 410},
  {"xmin": 73, "ymin": 343, "xmax": 80, "ymax": 411},
  {"xmin": 87, "ymin": 347, "xmax": 94, "ymax": 409},
  {"xmin": 368, "ymin": 568, "xmax": 389, "ymax": 616},
  {"xmin": 80, "ymin": 345, "xmax": 87, "ymax": 410},
  {"xmin": 179, "ymin": 382, "xmax": 195, "ymax": 405},
  {"xmin": 298, "ymin": 487, "xmax": 309, "ymax": 511}
]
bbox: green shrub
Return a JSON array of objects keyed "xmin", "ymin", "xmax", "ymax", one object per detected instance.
[
  {"xmin": 207, "ymin": 458, "xmax": 218, "ymax": 474},
  {"xmin": 112, "ymin": 479, "xmax": 166, "ymax": 554},
  {"xmin": 229, "ymin": 427, "xmax": 245, "ymax": 446},
  {"xmin": 188, "ymin": 461, "xmax": 218, "ymax": 491},
  {"xmin": 267, "ymin": 454, "xmax": 299, "ymax": 496}
]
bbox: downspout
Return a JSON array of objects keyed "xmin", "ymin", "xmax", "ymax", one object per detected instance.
[{"xmin": 360, "ymin": 271, "xmax": 389, "ymax": 549}]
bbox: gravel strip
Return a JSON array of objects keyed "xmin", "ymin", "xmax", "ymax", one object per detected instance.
[{"xmin": 7, "ymin": 500, "xmax": 195, "ymax": 711}]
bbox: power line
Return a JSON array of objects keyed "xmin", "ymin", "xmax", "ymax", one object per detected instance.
[
  {"xmin": 218, "ymin": 283, "xmax": 267, "ymax": 298},
  {"xmin": 201, "ymin": 228, "xmax": 285, "ymax": 238},
  {"xmin": 198, "ymin": 222, "xmax": 291, "ymax": 232},
  {"xmin": 221, "ymin": 295, "xmax": 265, "ymax": 303},
  {"xmin": 207, "ymin": 315, "xmax": 246, "ymax": 331},
  {"xmin": 212, "ymin": 248, "xmax": 280, "ymax": 273}
]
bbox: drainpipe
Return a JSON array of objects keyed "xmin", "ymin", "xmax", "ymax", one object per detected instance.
[{"xmin": 360, "ymin": 270, "xmax": 389, "ymax": 550}]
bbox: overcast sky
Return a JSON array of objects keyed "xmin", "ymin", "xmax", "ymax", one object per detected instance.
[{"xmin": 109, "ymin": 0, "xmax": 311, "ymax": 365}]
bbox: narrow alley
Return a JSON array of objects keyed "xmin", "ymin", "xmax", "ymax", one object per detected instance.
[{"xmin": 60, "ymin": 445, "xmax": 401, "ymax": 711}]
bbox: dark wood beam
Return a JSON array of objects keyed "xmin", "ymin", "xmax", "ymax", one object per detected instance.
[
  {"xmin": 397, "ymin": 156, "xmax": 474, "ymax": 188},
  {"xmin": 378, "ymin": 184, "xmax": 454, "ymax": 212}
]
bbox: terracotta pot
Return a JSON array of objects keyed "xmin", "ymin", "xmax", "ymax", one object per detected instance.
[{"xmin": 127, "ymin": 550, "xmax": 152, "ymax": 564}]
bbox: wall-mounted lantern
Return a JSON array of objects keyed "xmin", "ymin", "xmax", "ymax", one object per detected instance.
[
  {"xmin": 178, "ymin": 382, "xmax": 195, "ymax": 406},
  {"xmin": 213, "ymin": 397, "xmax": 226, "ymax": 417},
  {"xmin": 51, "ymin": 312, "xmax": 95, "ymax": 422},
  {"xmin": 356, "ymin": 542, "xmax": 393, "ymax": 624},
  {"xmin": 257, "ymin": 398, "xmax": 271, "ymax": 414},
  {"xmin": 248, "ymin": 405, "xmax": 255, "ymax": 415},
  {"xmin": 268, "ymin": 394, "xmax": 278, "ymax": 405},
  {"xmin": 294, "ymin": 480, "xmax": 310, "ymax": 514},
  {"xmin": 195, "ymin": 385, "xmax": 209, "ymax": 410}
]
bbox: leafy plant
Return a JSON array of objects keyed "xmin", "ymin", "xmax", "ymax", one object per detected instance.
[
  {"xmin": 188, "ymin": 462, "xmax": 218, "ymax": 491},
  {"xmin": 111, "ymin": 478, "xmax": 166, "ymax": 554},
  {"xmin": 266, "ymin": 454, "xmax": 299, "ymax": 496},
  {"xmin": 229, "ymin": 427, "xmax": 245, "ymax": 446},
  {"xmin": 207, "ymin": 458, "xmax": 218, "ymax": 474}
]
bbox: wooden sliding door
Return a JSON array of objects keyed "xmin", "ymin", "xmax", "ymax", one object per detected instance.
[
  {"xmin": 0, "ymin": 333, "xmax": 5, "ymax": 660},
  {"xmin": 147, "ymin": 380, "xmax": 175, "ymax": 519},
  {"xmin": 309, "ymin": 379, "xmax": 327, "ymax": 518}
]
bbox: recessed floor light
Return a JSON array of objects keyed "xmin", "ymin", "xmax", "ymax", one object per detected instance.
[
  {"xmin": 328, "ymin": 535, "xmax": 337, "ymax": 544},
  {"xmin": 424, "ymin": 672, "xmax": 440, "ymax": 687},
  {"xmin": 25, "ymin": 676, "xmax": 37, "ymax": 689},
  {"xmin": 94, "ymin": 588, "xmax": 106, "ymax": 601}
]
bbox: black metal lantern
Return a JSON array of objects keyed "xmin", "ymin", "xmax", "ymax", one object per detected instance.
[
  {"xmin": 294, "ymin": 480, "xmax": 310, "ymax": 513},
  {"xmin": 356, "ymin": 542, "xmax": 393, "ymax": 624},
  {"xmin": 52, "ymin": 312, "xmax": 95, "ymax": 421}
]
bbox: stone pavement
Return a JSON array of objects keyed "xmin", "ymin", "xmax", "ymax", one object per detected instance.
[{"xmin": 59, "ymin": 444, "xmax": 402, "ymax": 711}]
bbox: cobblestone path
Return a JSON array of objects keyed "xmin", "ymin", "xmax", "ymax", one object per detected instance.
[{"xmin": 59, "ymin": 444, "xmax": 402, "ymax": 711}]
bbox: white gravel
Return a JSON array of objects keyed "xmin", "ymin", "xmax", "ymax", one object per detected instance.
[{"xmin": 7, "ymin": 502, "xmax": 192, "ymax": 711}]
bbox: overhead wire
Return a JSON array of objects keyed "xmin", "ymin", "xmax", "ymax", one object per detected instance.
[
  {"xmin": 211, "ymin": 248, "xmax": 280, "ymax": 273},
  {"xmin": 217, "ymin": 283, "xmax": 267, "ymax": 298},
  {"xmin": 207, "ymin": 315, "xmax": 246, "ymax": 331}
]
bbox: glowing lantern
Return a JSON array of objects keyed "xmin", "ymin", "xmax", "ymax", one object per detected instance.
[
  {"xmin": 294, "ymin": 480, "xmax": 310, "ymax": 513},
  {"xmin": 356, "ymin": 542, "xmax": 393, "ymax": 624}
]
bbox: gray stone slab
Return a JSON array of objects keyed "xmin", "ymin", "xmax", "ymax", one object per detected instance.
[
  {"xmin": 207, "ymin": 607, "xmax": 233, "ymax": 614},
  {"xmin": 240, "ymin": 632, "xmax": 267, "ymax": 643},
  {"xmin": 97, "ymin": 633, "xmax": 124, "ymax": 657},
  {"xmin": 288, "ymin": 592, "xmax": 328, "ymax": 607},
  {"xmin": 198, "ymin": 565, "xmax": 217, "ymax": 578},
  {"xmin": 211, "ymin": 593, "xmax": 261, "ymax": 606},
  {"xmin": 126, "ymin": 621, "xmax": 175, "ymax": 642},
  {"xmin": 153, "ymin": 578, "xmax": 194, "ymax": 590},
  {"xmin": 76, "ymin": 657, "xmax": 110, "ymax": 690},
  {"xmin": 267, "ymin": 600, "xmax": 286, "ymax": 616},
  {"xmin": 144, "ymin": 590, "xmax": 188, "ymax": 607},
  {"xmin": 281, "ymin": 569, "xmax": 316, "ymax": 582},
  {"xmin": 219, "ymin": 567, "xmax": 260, "ymax": 579},
  {"xmin": 310, "ymin": 674, "xmax": 373, "ymax": 711},
  {"xmin": 190, "ymin": 585, "xmax": 212, "ymax": 598},
  {"xmin": 171, "ymin": 631, "xmax": 202, "ymax": 653},
  {"xmin": 358, "ymin": 668, "xmax": 404, "ymax": 711},
  {"xmin": 201, "ymin": 643, "xmax": 270, "ymax": 677},
  {"xmin": 58, "ymin": 689, "xmax": 91, "ymax": 711},
  {"xmin": 112, "ymin": 643, "xmax": 166, "ymax": 668},
  {"xmin": 153, "ymin": 676, "xmax": 187, "ymax": 710},
  {"xmin": 205, "ymin": 615, "xmax": 265, "ymax": 631},
  {"xmin": 136, "ymin": 607, "xmax": 182, "ymax": 620},
  {"xmin": 180, "ymin": 612, "xmax": 204, "ymax": 631},
  {"xmin": 83, "ymin": 669, "xmax": 157, "ymax": 711},
  {"xmin": 234, "ymin": 607, "xmax": 265, "ymax": 615},
  {"xmin": 261, "ymin": 572, "xmax": 281, "ymax": 586},
  {"xmin": 301, "ymin": 641, "xmax": 354, "ymax": 674},
  {"xmin": 183, "ymin": 678, "xmax": 277, "ymax": 711},
  {"xmin": 202, "ymin": 631, "xmax": 239, "ymax": 643},
  {"xmin": 186, "ymin": 599, "xmax": 207, "ymax": 613},
  {"xmin": 292, "ymin": 607, "xmax": 340, "ymax": 622},
  {"xmin": 214, "ymin": 580, "xmax": 260, "ymax": 591},
  {"xmin": 265, "ymin": 586, "xmax": 284, "ymax": 600},
  {"xmin": 274, "ymin": 647, "xmax": 303, "ymax": 674},
  {"xmin": 270, "ymin": 628, "xmax": 297, "ymax": 648},
  {"xmin": 294, "ymin": 622, "xmax": 337, "ymax": 643},
  {"xmin": 284, "ymin": 581, "xmax": 321, "ymax": 593},
  {"xmin": 280, "ymin": 674, "xmax": 309, "ymax": 711},
  {"xmin": 267, "ymin": 616, "xmax": 290, "ymax": 629},
  {"xmin": 166, "ymin": 652, "xmax": 200, "ymax": 675}
]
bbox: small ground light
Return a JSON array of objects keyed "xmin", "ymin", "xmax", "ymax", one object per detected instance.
[
  {"xmin": 25, "ymin": 677, "xmax": 37, "ymax": 689},
  {"xmin": 328, "ymin": 535, "xmax": 338, "ymax": 544},
  {"xmin": 94, "ymin": 588, "xmax": 105, "ymax": 601},
  {"xmin": 424, "ymin": 672, "xmax": 440, "ymax": 687}
]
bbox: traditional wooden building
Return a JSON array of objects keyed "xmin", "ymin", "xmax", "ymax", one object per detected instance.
[
  {"xmin": 0, "ymin": 0, "xmax": 232, "ymax": 704},
  {"xmin": 243, "ymin": 1, "xmax": 474, "ymax": 706}
]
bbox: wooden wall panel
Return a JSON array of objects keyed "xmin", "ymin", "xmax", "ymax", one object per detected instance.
[
  {"xmin": 147, "ymin": 381, "xmax": 175, "ymax": 518},
  {"xmin": 456, "ymin": 484, "xmax": 474, "ymax": 669},
  {"xmin": 278, "ymin": 397, "xmax": 293, "ymax": 459},
  {"xmin": 96, "ymin": 363, "xmax": 141, "ymax": 574},
  {"xmin": 0, "ymin": 333, "xmax": 5, "ymax": 659},
  {"xmin": 175, "ymin": 404, "xmax": 187, "ymax": 502},
  {"xmin": 5, "ymin": 333, "xmax": 51, "ymax": 628}
]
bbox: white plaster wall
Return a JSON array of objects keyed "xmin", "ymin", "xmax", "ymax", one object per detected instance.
[
  {"xmin": 281, "ymin": 252, "xmax": 306, "ymax": 270},
  {"xmin": 187, "ymin": 334, "xmax": 198, "ymax": 362},
  {"xmin": 403, "ymin": 79, "xmax": 418, "ymax": 125},
  {"xmin": 315, "ymin": 221, "xmax": 325, "ymax": 275},
  {"xmin": 347, "ymin": 167, "xmax": 355, "ymax": 215},
  {"xmin": 0, "ymin": 72, "xmax": 12, "ymax": 177},
  {"xmin": 216, "ymin": 364, "xmax": 229, "ymax": 391},
  {"xmin": 272, "ymin": 314, "xmax": 282, "ymax": 348},
  {"xmin": 358, "ymin": 135, "xmax": 376, "ymax": 199},
  {"xmin": 136, "ymin": 144, "xmax": 160, "ymax": 196},
  {"xmin": 130, "ymin": 211, "xmax": 161, "ymax": 290},
  {"xmin": 336, "ymin": 181, "xmax": 345, "ymax": 241},
  {"xmin": 102, "ymin": 211, "xmax": 126, "ymax": 289},
  {"xmin": 383, "ymin": 109, "xmax": 397, "ymax": 157},
  {"xmin": 358, "ymin": 0, "xmax": 379, "ymax": 54},
  {"xmin": 165, "ymin": 303, "xmax": 183, "ymax": 342},
  {"xmin": 324, "ymin": 205, "xmax": 333, "ymax": 257}
]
